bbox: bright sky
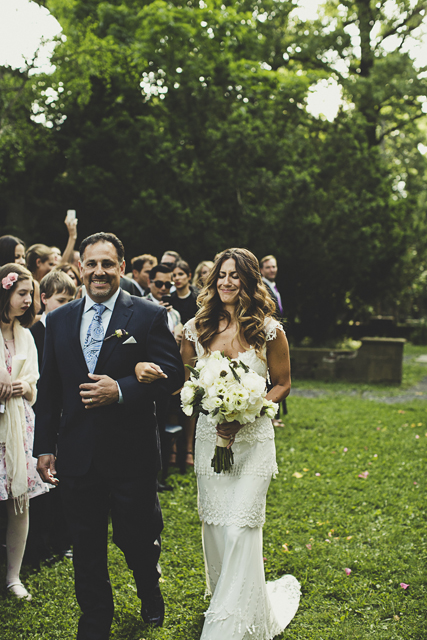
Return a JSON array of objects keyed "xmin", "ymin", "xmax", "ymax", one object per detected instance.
[{"xmin": 0, "ymin": 0, "xmax": 426, "ymax": 121}]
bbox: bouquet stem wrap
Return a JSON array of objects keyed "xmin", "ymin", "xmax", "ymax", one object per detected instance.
[{"xmin": 211, "ymin": 435, "xmax": 234, "ymax": 473}]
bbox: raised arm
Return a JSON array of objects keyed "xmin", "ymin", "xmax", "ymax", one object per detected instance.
[
  {"xmin": 60, "ymin": 216, "xmax": 78, "ymax": 265},
  {"xmin": 266, "ymin": 328, "xmax": 291, "ymax": 403}
]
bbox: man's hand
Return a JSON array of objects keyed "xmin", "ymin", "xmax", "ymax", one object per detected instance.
[
  {"xmin": 79, "ymin": 373, "xmax": 119, "ymax": 408},
  {"xmin": 0, "ymin": 368, "xmax": 12, "ymax": 401},
  {"xmin": 158, "ymin": 301, "xmax": 173, "ymax": 312},
  {"xmin": 135, "ymin": 362, "xmax": 168, "ymax": 384},
  {"xmin": 64, "ymin": 215, "xmax": 78, "ymax": 240},
  {"xmin": 37, "ymin": 455, "xmax": 59, "ymax": 486}
]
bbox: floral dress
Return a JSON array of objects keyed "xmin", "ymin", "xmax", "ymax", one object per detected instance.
[{"xmin": 0, "ymin": 340, "xmax": 50, "ymax": 501}]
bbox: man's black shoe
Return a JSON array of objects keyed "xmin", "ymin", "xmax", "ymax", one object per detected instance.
[
  {"xmin": 157, "ymin": 481, "xmax": 173, "ymax": 492},
  {"xmin": 141, "ymin": 586, "xmax": 164, "ymax": 627}
]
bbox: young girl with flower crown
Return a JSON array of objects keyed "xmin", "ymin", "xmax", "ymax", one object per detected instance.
[{"xmin": 0, "ymin": 264, "xmax": 49, "ymax": 600}]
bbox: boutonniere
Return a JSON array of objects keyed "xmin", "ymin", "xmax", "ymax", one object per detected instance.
[{"xmin": 104, "ymin": 329, "xmax": 129, "ymax": 342}]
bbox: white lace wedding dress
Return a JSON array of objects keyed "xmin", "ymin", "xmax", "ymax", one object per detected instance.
[{"xmin": 184, "ymin": 318, "xmax": 301, "ymax": 640}]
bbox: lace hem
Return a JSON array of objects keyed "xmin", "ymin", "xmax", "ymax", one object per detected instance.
[
  {"xmin": 195, "ymin": 461, "xmax": 278, "ymax": 480},
  {"xmin": 198, "ymin": 485, "xmax": 268, "ymax": 528},
  {"xmin": 203, "ymin": 576, "xmax": 300, "ymax": 639},
  {"xmin": 196, "ymin": 414, "xmax": 275, "ymax": 445}
]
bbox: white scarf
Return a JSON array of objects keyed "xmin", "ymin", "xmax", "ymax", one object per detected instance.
[{"xmin": 0, "ymin": 322, "xmax": 39, "ymax": 511}]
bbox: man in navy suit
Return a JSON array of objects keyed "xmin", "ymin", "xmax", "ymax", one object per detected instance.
[{"xmin": 34, "ymin": 232, "xmax": 184, "ymax": 640}]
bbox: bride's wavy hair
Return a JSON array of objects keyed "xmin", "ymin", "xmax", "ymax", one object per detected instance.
[{"xmin": 195, "ymin": 248, "xmax": 276, "ymax": 355}]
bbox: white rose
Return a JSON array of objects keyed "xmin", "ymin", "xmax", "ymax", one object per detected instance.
[
  {"xmin": 263, "ymin": 399, "xmax": 278, "ymax": 419},
  {"xmin": 241, "ymin": 371, "xmax": 266, "ymax": 397},
  {"xmin": 198, "ymin": 358, "xmax": 228, "ymax": 388},
  {"xmin": 180, "ymin": 382, "xmax": 196, "ymax": 406},
  {"xmin": 182, "ymin": 404, "xmax": 194, "ymax": 417},
  {"xmin": 201, "ymin": 396, "xmax": 223, "ymax": 413}
]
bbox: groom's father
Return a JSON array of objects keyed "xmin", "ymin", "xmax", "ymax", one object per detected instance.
[{"xmin": 34, "ymin": 232, "xmax": 184, "ymax": 640}]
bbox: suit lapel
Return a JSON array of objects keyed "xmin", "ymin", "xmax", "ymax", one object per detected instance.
[
  {"xmin": 95, "ymin": 290, "xmax": 134, "ymax": 373},
  {"xmin": 66, "ymin": 298, "xmax": 88, "ymax": 373}
]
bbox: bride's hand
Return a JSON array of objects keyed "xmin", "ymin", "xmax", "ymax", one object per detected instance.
[
  {"xmin": 135, "ymin": 362, "xmax": 168, "ymax": 383},
  {"xmin": 216, "ymin": 421, "xmax": 241, "ymax": 447}
]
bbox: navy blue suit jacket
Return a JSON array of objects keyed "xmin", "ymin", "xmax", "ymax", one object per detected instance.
[{"xmin": 33, "ymin": 290, "xmax": 185, "ymax": 478}]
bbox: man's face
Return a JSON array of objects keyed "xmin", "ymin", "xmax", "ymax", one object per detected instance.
[
  {"xmin": 149, "ymin": 271, "xmax": 172, "ymax": 301},
  {"xmin": 133, "ymin": 262, "xmax": 152, "ymax": 289},
  {"xmin": 260, "ymin": 259, "xmax": 277, "ymax": 282},
  {"xmin": 79, "ymin": 241, "xmax": 125, "ymax": 302},
  {"xmin": 161, "ymin": 254, "xmax": 176, "ymax": 269}
]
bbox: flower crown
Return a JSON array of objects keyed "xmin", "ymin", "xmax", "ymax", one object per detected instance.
[{"xmin": 2, "ymin": 272, "xmax": 19, "ymax": 290}]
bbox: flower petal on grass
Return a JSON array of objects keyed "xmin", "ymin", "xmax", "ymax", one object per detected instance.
[
  {"xmin": 358, "ymin": 471, "xmax": 369, "ymax": 479},
  {"xmin": 346, "ymin": 536, "xmax": 353, "ymax": 540},
  {"xmin": 303, "ymin": 468, "xmax": 309, "ymax": 472},
  {"xmin": 292, "ymin": 472, "xmax": 303, "ymax": 478},
  {"xmin": 315, "ymin": 472, "xmax": 321, "ymax": 476},
  {"xmin": 282, "ymin": 543, "xmax": 289, "ymax": 552},
  {"xmin": 306, "ymin": 544, "xmax": 312, "ymax": 550},
  {"xmin": 415, "ymin": 435, "xmax": 420, "ymax": 439},
  {"xmin": 343, "ymin": 447, "xmax": 348, "ymax": 452},
  {"xmin": 344, "ymin": 568, "xmax": 351, "ymax": 576},
  {"xmin": 400, "ymin": 583, "xmax": 409, "ymax": 589}
]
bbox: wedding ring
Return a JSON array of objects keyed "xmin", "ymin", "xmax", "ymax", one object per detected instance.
[{"xmin": 89, "ymin": 398, "xmax": 93, "ymax": 404}]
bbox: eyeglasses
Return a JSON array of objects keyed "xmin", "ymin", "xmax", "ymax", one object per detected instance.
[{"xmin": 153, "ymin": 280, "xmax": 172, "ymax": 289}]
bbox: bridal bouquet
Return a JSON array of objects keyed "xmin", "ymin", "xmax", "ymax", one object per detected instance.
[{"xmin": 181, "ymin": 351, "xmax": 278, "ymax": 473}]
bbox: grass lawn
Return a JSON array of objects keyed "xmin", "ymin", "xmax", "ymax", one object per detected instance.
[{"xmin": 1, "ymin": 343, "xmax": 426, "ymax": 639}]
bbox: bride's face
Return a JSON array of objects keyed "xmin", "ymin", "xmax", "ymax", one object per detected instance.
[{"xmin": 217, "ymin": 258, "xmax": 241, "ymax": 305}]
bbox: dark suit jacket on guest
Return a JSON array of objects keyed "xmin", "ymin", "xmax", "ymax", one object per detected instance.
[
  {"xmin": 33, "ymin": 290, "xmax": 185, "ymax": 479},
  {"xmin": 30, "ymin": 320, "xmax": 45, "ymax": 373}
]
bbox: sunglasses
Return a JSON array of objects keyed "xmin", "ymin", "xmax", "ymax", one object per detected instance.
[{"xmin": 153, "ymin": 280, "xmax": 172, "ymax": 289}]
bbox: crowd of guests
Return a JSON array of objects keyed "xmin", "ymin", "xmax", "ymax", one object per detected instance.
[{"xmin": 0, "ymin": 220, "xmax": 284, "ymax": 602}]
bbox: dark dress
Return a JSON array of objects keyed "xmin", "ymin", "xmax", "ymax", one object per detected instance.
[{"xmin": 170, "ymin": 286, "xmax": 199, "ymax": 325}]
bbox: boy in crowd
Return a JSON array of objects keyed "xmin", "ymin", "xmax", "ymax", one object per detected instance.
[{"xmin": 26, "ymin": 270, "xmax": 76, "ymax": 568}]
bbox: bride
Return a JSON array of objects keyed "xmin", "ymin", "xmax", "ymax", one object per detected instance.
[{"xmin": 180, "ymin": 248, "xmax": 300, "ymax": 639}]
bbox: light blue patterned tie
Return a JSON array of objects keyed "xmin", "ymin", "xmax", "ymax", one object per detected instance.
[{"xmin": 83, "ymin": 303, "xmax": 106, "ymax": 373}]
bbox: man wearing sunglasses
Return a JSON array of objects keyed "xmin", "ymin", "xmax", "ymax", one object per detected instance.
[{"xmin": 145, "ymin": 264, "xmax": 181, "ymax": 334}]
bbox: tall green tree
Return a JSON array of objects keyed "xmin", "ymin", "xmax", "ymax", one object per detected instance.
[{"xmin": 1, "ymin": 0, "xmax": 425, "ymax": 341}]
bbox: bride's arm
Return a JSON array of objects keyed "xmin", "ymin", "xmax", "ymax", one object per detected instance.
[
  {"xmin": 266, "ymin": 329, "xmax": 291, "ymax": 403},
  {"xmin": 180, "ymin": 335, "xmax": 197, "ymax": 382}
]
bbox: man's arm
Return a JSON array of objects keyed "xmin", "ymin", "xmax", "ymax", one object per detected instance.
[{"xmin": 118, "ymin": 307, "xmax": 185, "ymax": 407}]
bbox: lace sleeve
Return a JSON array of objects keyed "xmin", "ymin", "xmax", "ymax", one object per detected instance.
[
  {"xmin": 265, "ymin": 317, "xmax": 285, "ymax": 341},
  {"xmin": 183, "ymin": 318, "xmax": 197, "ymax": 343}
]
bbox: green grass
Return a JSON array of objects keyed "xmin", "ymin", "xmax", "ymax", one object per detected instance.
[{"xmin": 1, "ymin": 354, "xmax": 426, "ymax": 638}]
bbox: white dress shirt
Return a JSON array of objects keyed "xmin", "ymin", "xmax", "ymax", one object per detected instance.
[
  {"xmin": 80, "ymin": 288, "xmax": 123, "ymax": 402},
  {"xmin": 79, "ymin": 288, "xmax": 121, "ymax": 347}
]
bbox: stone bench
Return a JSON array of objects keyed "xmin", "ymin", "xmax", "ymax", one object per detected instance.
[{"xmin": 290, "ymin": 337, "xmax": 405, "ymax": 384}]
